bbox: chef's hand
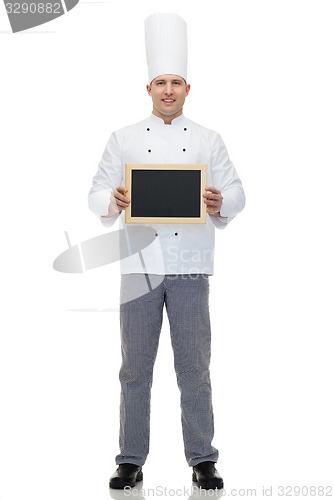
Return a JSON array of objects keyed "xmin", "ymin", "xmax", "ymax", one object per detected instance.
[
  {"xmin": 107, "ymin": 186, "xmax": 131, "ymax": 217},
  {"xmin": 203, "ymin": 186, "xmax": 223, "ymax": 215}
]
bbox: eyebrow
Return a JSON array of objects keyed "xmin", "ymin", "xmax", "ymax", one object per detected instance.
[{"xmin": 154, "ymin": 79, "xmax": 184, "ymax": 84}]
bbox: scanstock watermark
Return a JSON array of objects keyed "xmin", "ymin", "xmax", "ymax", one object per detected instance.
[
  {"xmin": 4, "ymin": 0, "xmax": 79, "ymax": 33},
  {"xmin": 53, "ymin": 228, "xmax": 165, "ymax": 305},
  {"xmin": 53, "ymin": 228, "xmax": 212, "ymax": 306}
]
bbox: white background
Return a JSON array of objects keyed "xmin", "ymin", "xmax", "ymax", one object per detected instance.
[{"xmin": 1, "ymin": 1, "xmax": 333, "ymax": 499}]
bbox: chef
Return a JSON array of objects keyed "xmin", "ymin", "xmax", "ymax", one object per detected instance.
[{"xmin": 88, "ymin": 12, "xmax": 245, "ymax": 490}]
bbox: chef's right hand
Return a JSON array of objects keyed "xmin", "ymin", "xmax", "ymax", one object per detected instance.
[{"xmin": 108, "ymin": 186, "xmax": 131, "ymax": 216}]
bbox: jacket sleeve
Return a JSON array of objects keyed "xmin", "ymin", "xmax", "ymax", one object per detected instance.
[
  {"xmin": 88, "ymin": 132, "xmax": 124, "ymax": 227},
  {"xmin": 209, "ymin": 132, "xmax": 245, "ymax": 229}
]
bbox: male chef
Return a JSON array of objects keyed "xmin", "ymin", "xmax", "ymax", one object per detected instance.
[{"xmin": 88, "ymin": 13, "xmax": 245, "ymax": 490}]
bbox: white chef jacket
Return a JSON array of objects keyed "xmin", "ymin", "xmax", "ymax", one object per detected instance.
[{"xmin": 88, "ymin": 114, "xmax": 245, "ymax": 275}]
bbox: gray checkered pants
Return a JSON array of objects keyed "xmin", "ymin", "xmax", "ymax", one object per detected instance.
[{"xmin": 115, "ymin": 274, "xmax": 219, "ymax": 467}]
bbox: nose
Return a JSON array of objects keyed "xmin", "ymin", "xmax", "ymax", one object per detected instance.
[{"xmin": 164, "ymin": 83, "xmax": 173, "ymax": 95}]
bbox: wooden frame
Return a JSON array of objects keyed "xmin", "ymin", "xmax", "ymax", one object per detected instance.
[{"xmin": 125, "ymin": 163, "xmax": 207, "ymax": 224}]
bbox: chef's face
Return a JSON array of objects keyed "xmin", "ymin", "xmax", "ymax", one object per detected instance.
[{"xmin": 146, "ymin": 74, "xmax": 191, "ymax": 124}]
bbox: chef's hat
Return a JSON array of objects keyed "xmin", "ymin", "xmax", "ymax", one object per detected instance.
[{"xmin": 145, "ymin": 13, "xmax": 188, "ymax": 83}]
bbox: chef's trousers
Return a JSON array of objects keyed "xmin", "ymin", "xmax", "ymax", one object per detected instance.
[{"xmin": 115, "ymin": 274, "xmax": 219, "ymax": 467}]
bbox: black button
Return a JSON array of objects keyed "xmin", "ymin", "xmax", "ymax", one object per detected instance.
[
  {"xmin": 183, "ymin": 148, "xmax": 186, "ymax": 152},
  {"xmin": 184, "ymin": 127, "xmax": 187, "ymax": 131},
  {"xmin": 175, "ymin": 232, "xmax": 178, "ymax": 236},
  {"xmin": 147, "ymin": 128, "xmax": 150, "ymax": 131},
  {"xmin": 148, "ymin": 149, "xmax": 151, "ymax": 153},
  {"xmin": 155, "ymin": 233, "xmax": 158, "ymax": 237}
]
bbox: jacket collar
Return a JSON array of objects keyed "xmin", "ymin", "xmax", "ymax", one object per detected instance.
[{"xmin": 149, "ymin": 113, "xmax": 186, "ymax": 126}]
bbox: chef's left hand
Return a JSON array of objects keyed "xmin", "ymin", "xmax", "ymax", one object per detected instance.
[{"xmin": 203, "ymin": 186, "xmax": 223, "ymax": 215}]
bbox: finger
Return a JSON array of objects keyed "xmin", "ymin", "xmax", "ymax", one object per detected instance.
[
  {"xmin": 205, "ymin": 186, "xmax": 220, "ymax": 194},
  {"xmin": 115, "ymin": 194, "xmax": 130, "ymax": 204},
  {"xmin": 116, "ymin": 186, "xmax": 128, "ymax": 194},
  {"xmin": 116, "ymin": 199, "xmax": 130, "ymax": 207},
  {"xmin": 203, "ymin": 193, "xmax": 221, "ymax": 201},
  {"xmin": 205, "ymin": 203, "xmax": 219, "ymax": 210},
  {"xmin": 114, "ymin": 191, "xmax": 131, "ymax": 203},
  {"xmin": 205, "ymin": 202, "xmax": 219, "ymax": 208}
]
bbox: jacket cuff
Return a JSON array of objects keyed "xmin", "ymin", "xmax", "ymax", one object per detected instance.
[
  {"xmin": 88, "ymin": 189, "xmax": 111, "ymax": 217},
  {"xmin": 209, "ymin": 213, "xmax": 229, "ymax": 229},
  {"xmin": 220, "ymin": 191, "xmax": 244, "ymax": 217}
]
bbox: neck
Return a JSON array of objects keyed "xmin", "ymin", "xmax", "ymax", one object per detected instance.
[{"xmin": 152, "ymin": 108, "xmax": 183, "ymax": 124}]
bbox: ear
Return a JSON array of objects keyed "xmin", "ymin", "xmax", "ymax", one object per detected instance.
[
  {"xmin": 185, "ymin": 83, "xmax": 191, "ymax": 97},
  {"xmin": 146, "ymin": 84, "xmax": 152, "ymax": 96}
]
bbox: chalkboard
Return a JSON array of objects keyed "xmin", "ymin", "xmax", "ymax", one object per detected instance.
[{"xmin": 125, "ymin": 164, "xmax": 207, "ymax": 224}]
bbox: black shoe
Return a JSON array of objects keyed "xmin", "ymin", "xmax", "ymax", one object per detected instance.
[
  {"xmin": 109, "ymin": 463, "xmax": 143, "ymax": 489},
  {"xmin": 192, "ymin": 461, "xmax": 224, "ymax": 490}
]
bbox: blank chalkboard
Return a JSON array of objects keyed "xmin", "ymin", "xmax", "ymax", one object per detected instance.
[{"xmin": 125, "ymin": 164, "xmax": 207, "ymax": 224}]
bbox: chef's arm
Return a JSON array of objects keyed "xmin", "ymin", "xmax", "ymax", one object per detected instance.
[
  {"xmin": 88, "ymin": 132, "xmax": 124, "ymax": 227},
  {"xmin": 209, "ymin": 133, "xmax": 245, "ymax": 229}
]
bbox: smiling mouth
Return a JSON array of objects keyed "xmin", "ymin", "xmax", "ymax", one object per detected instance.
[{"xmin": 162, "ymin": 99, "xmax": 175, "ymax": 103}]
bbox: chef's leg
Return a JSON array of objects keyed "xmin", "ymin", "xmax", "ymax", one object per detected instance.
[
  {"xmin": 116, "ymin": 274, "xmax": 165, "ymax": 466},
  {"xmin": 165, "ymin": 274, "xmax": 219, "ymax": 466}
]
